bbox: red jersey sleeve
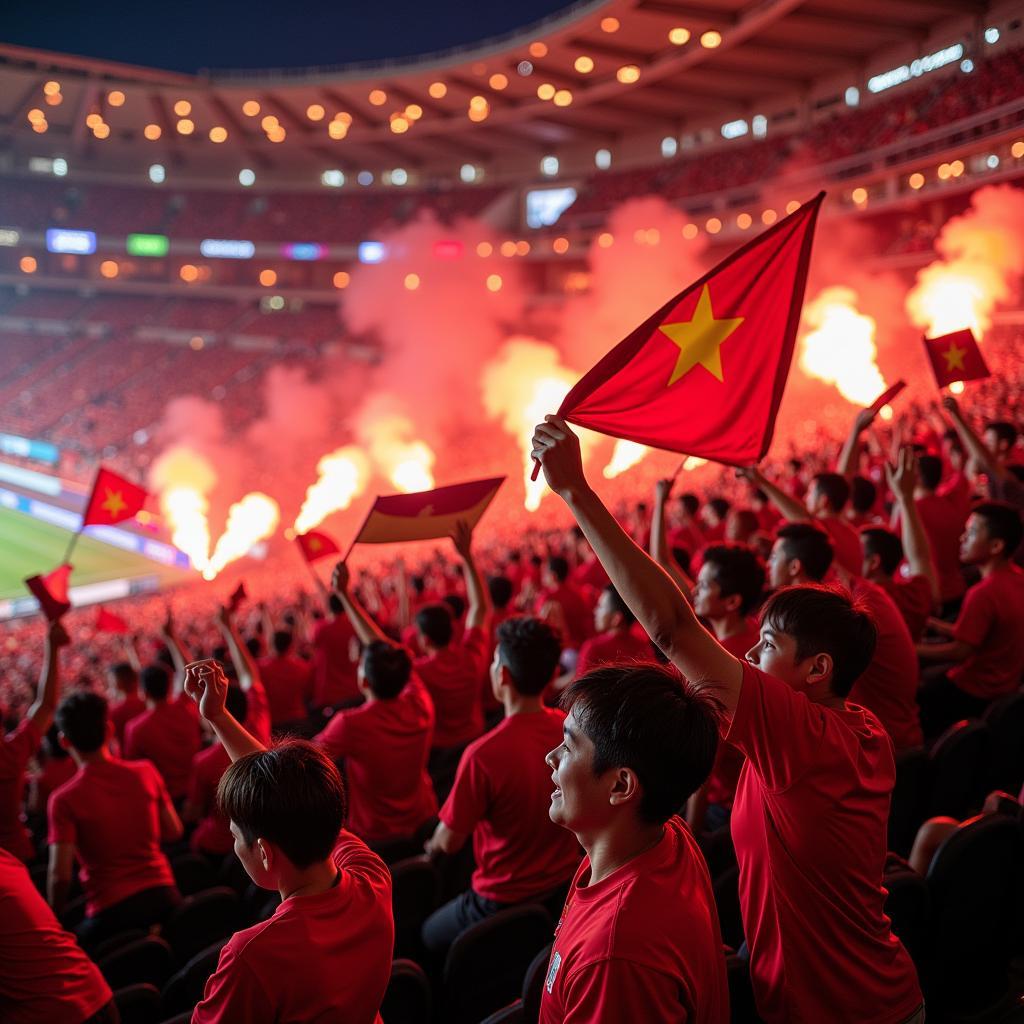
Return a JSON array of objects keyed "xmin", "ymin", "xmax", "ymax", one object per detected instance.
[
  {"xmin": 438, "ymin": 747, "xmax": 490, "ymax": 836},
  {"xmin": 559, "ymin": 959, "xmax": 689, "ymax": 1024},
  {"xmin": 332, "ymin": 830, "xmax": 392, "ymax": 899},
  {"xmin": 725, "ymin": 663, "xmax": 827, "ymax": 791},
  {"xmin": 314, "ymin": 711, "xmax": 352, "ymax": 761},
  {"xmin": 47, "ymin": 788, "xmax": 76, "ymax": 846},
  {"xmin": 952, "ymin": 583, "xmax": 994, "ymax": 648},
  {"xmin": 193, "ymin": 940, "xmax": 274, "ymax": 1024}
]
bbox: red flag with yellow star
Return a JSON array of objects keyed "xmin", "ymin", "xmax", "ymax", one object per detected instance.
[
  {"xmin": 922, "ymin": 329, "xmax": 990, "ymax": 390},
  {"xmin": 296, "ymin": 530, "xmax": 341, "ymax": 563},
  {"xmin": 81, "ymin": 466, "xmax": 149, "ymax": 528},
  {"xmin": 557, "ymin": 192, "xmax": 824, "ymax": 465}
]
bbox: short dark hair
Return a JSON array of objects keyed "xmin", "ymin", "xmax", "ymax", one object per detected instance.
[
  {"xmin": 547, "ymin": 556, "xmax": 569, "ymax": 583},
  {"xmin": 141, "ymin": 664, "xmax": 171, "ymax": 701},
  {"xmin": 442, "ymin": 593, "xmax": 466, "ymax": 621},
  {"xmin": 56, "ymin": 691, "xmax": 108, "ymax": 754},
  {"xmin": 601, "ymin": 584, "xmax": 636, "ymax": 625},
  {"xmin": 917, "ymin": 455, "xmax": 943, "ymax": 492},
  {"xmin": 985, "ymin": 421, "xmax": 1018, "ymax": 448},
  {"xmin": 861, "ymin": 526, "xmax": 903, "ymax": 575},
  {"xmin": 327, "ymin": 593, "xmax": 343, "ymax": 615},
  {"xmin": 727, "ymin": 508, "xmax": 759, "ymax": 539},
  {"xmin": 109, "ymin": 662, "xmax": 137, "ymax": 692},
  {"xmin": 416, "ymin": 604, "xmax": 453, "ymax": 647},
  {"xmin": 974, "ymin": 501, "xmax": 1024, "ymax": 559},
  {"xmin": 702, "ymin": 544, "xmax": 766, "ymax": 616},
  {"xmin": 561, "ymin": 664, "xmax": 720, "ymax": 824},
  {"xmin": 361, "ymin": 640, "xmax": 412, "ymax": 700},
  {"xmin": 776, "ymin": 522, "xmax": 834, "ymax": 582},
  {"xmin": 218, "ymin": 740, "xmax": 345, "ymax": 868},
  {"xmin": 497, "ymin": 617, "xmax": 562, "ymax": 695},
  {"xmin": 708, "ymin": 497, "xmax": 730, "ymax": 520},
  {"xmin": 849, "ymin": 475, "xmax": 877, "ymax": 514},
  {"xmin": 678, "ymin": 493, "xmax": 699, "ymax": 516},
  {"xmin": 272, "ymin": 630, "xmax": 293, "ymax": 656},
  {"xmin": 811, "ymin": 472, "xmax": 850, "ymax": 512},
  {"xmin": 760, "ymin": 584, "xmax": 877, "ymax": 697},
  {"xmin": 488, "ymin": 575, "xmax": 514, "ymax": 609}
]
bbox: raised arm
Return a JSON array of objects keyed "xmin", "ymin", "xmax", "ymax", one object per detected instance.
[
  {"xmin": 451, "ymin": 519, "xmax": 491, "ymax": 633},
  {"xmin": 837, "ymin": 407, "xmax": 878, "ymax": 479},
  {"xmin": 184, "ymin": 660, "xmax": 265, "ymax": 762},
  {"xmin": 331, "ymin": 561, "xmax": 389, "ymax": 646},
  {"xmin": 942, "ymin": 395, "xmax": 1007, "ymax": 483},
  {"xmin": 159, "ymin": 609, "xmax": 190, "ymax": 697},
  {"xmin": 650, "ymin": 478, "xmax": 694, "ymax": 601},
  {"xmin": 532, "ymin": 417, "xmax": 743, "ymax": 717},
  {"xmin": 739, "ymin": 465, "xmax": 811, "ymax": 523},
  {"xmin": 27, "ymin": 619, "xmax": 68, "ymax": 736},
  {"xmin": 886, "ymin": 447, "xmax": 940, "ymax": 605},
  {"xmin": 216, "ymin": 605, "xmax": 260, "ymax": 692}
]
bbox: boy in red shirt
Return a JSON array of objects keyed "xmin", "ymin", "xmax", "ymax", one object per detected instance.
[
  {"xmin": 535, "ymin": 556, "xmax": 593, "ymax": 650},
  {"xmin": 575, "ymin": 585, "xmax": 652, "ymax": 677},
  {"xmin": 422, "ymin": 617, "xmax": 581, "ymax": 955},
  {"xmin": 541, "ymin": 663, "xmax": 728, "ymax": 1023},
  {"xmin": 182, "ymin": 660, "xmax": 393, "ymax": 1024},
  {"xmin": 48, "ymin": 692, "xmax": 183, "ymax": 949},
  {"xmin": 106, "ymin": 659, "xmax": 144, "ymax": 750},
  {"xmin": 918, "ymin": 501, "xmax": 1024, "ymax": 737},
  {"xmin": 257, "ymin": 630, "xmax": 313, "ymax": 725},
  {"xmin": 531, "ymin": 415, "xmax": 923, "ymax": 1024},
  {"xmin": 310, "ymin": 595, "xmax": 360, "ymax": 708}
]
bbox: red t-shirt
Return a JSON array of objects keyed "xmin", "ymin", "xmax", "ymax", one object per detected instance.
[
  {"xmin": 193, "ymin": 834, "xmax": 393, "ymax": 1024},
  {"xmin": 414, "ymin": 627, "xmax": 488, "ymax": 749},
  {"xmin": 311, "ymin": 617, "xmax": 359, "ymax": 707},
  {"xmin": 540, "ymin": 817, "xmax": 728, "ymax": 1024},
  {"xmin": 570, "ymin": 557, "xmax": 609, "ymax": 594},
  {"xmin": 915, "ymin": 483, "xmax": 970, "ymax": 602},
  {"xmin": 441, "ymin": 709, "xmax": 580, "ymax": 904},
  {"xmin": 575, "ymin": 630, "xmax": 653, "ymax": 677},
  {"xmin": 848, "ymin": 579, "xmax": 923, "ymax": 752},
  {"xmin": 0, "ymin": 849, "xmax": 112, "ymax": 1024},
  {"xmin": 315, "ymin": 677, "xmax": 437, "ymax": 842},
  {"xmin": 949, "ymin": 565, "xmax": 1024, "ymax": 699},
  {"xmin": 819, "ymin": 515, "xmax": 862, "ymax": 576},
  {"xmin": 123, "ymin": 697, "xmax": 201, "ymax": 799},
  {"xmin": 727, "ymin": 663, "xmax": 921, "ymax": 1023},
  {"xmin": 668, "ymin": 522, "xmax": 705, "ymax": 558},
  {"xmin": 0, "ymin": 720, "xmax": 40, "ymax": 863},
  {"xmin": 109, "ymin": 693, "xmax": 146, "ymax": 749},
  {"xmin": 258, "ymin": 654, "xmax": 313, "ymax": 723},
  {"xmin": 535, "ymin": 583, "xmax": 593, "ymax": 649},
  {"xmin": 48, "ymin": 758, "xmax": 176, "ymax": 916},
  {"xmin": 880, "ymin": 573, "xmax": 933, "ymax": 644}
]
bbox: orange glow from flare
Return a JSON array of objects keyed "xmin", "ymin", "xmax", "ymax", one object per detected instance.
[
  {"xmin": 603, "ymin": 440, "xmax": 650, "ymax": 479},
  {"xmin": 150, "ymin": 447, "xmax": 215, "ymax": 572},
  {"xmin": 204, "ymin": 493, "xmax": 280, "ymax": 580},
  {"xmin": 294, "ymin": 446, "xmax": 370, "ymax": 534},
  {"xmin": 365, "ymin": 415, "xmax": 436, "ymax": 493}
]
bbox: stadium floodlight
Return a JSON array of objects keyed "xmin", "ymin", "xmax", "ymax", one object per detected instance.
[
  {"xmin": 149, "ymin": 164, "xmax": 166, "ymax": 184},
  {"xmin": 45, "ymin": 228, "xmax": 96, "ymax": 255},
  {"xmin": 390, "ymin": 168, "xmax": 408, "ymax": 186},
  {"xmin": 721, "ymin": 119, "xmax": 748, "ymax": 140},
  {"xmin": 986, "ymin": 154, "xmax": 1000, "ymax": 169},
  {"xmin": 985, "ymin": 27, "xmax": 1000, "ymax": 44},
  {"xmin": 200, "ymin": 238, "xmax": 256, "ymax": 259},
  {"xmin": 868, "ymin": 42, "xmax": 963, "ymax": 93},
  {"xmin": 357, "ymin": 170, "xmax": 374, "ymax": 186},
  {"xmin": 52, "ymin": 158, "xmax": 68, "ymax": 177},
  {"xmin": 238, "ymin": 168, "xmax": 256, "ymax": 187},
  {"xmin": 321, "ymin": 169, "xmax": 344, "ymax": 187},
  {"xmin": 845, "ymin": 87, "xmax": 860, "ymax": 107},
  {"xmin": 460, "ymin": 163, "xmax": 478, "ymax": 183},
  {"xmin": 960, "ymin": 58, "xmax": 974, "ymax": 73},
  {"xmin": 661, "ymin": 136, "xmax": 678, "ymax": 158},
  {"xmin": 357, "ymin": 241, "xmax": 386, "ymax": 263},
  {"xmin": 126, "ymin": 233, "xmax": 169, "ymax": 257},
  {"xmin": 751, "ymin": 115, "xmax": 768, "ymax": 137},
  {"xmin": 525, "ymin": 187, "xmax": 578, "ymax": 229},
  {"xmin": 282, "ymin": 243, "xmax": 326, "ymax": 261},
  {"xmin": 595, "ymin": 149, "xmax": 612, "ymax": 170},
  {"xmin": 540, "ymin": 155, "xmax": 559, "ymax": 176}
]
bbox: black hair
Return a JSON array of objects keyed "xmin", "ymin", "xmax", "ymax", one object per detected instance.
[
  {"xmin": 985, "ymin": 421, "xmax": 1018, "ymax": 448},
  {"xmin": 708, "ymin": 497, "xmax": 731, "ymax": 520},
  {"xmin": 973, "ymin": 501, "xmax": 1024, "ymax": 559},
  {"xmin": 442, "ymin": 593, "xmax": 466, "ymax": 621},
  {"xmin": 109, "ymin": 661, "xmax": 137, "ymax": 692},
  {"xmin": 678, "ymin": 493, "xmax": 699, "ymax": 516},
  {"xmin": 547, "ymin": 556, "xmax": 570, "ymax": 583},
  {"xmin": 601, "ymin": 584, "xmax": 636, "ymax": 626},
  {"xmin": 560, "ymin": 664, "xmax": 721, "ymax": 824},
  {"xmin": 727, "ymin": 508, "xmax": 759, "ymax": 539},
  {"xmin": 415, "ymin": 604, "xmax": 453, "ymax": 647},
  {"xmin": 56, "ymin": 691, "xmax": 108, "ymax": 754},
  {"xmin": 244, "ymin": 638, "xmax": 262, "ymax": 659},
  {"xmin": 488, "ymin": 575, "xmax": 514, "ymax": 609},
  {"xmin": 702, "ymin": 544, "xmax": 766, "ymax": 616},
  {"xmin": 860, "ymin": 526, "xmax": 903, "ymax": 575},
  {"xmin": 140, "ymin": 664, "xmax": 171, "ymax": 701},
  {"xmin": 760, "ymin": 584, "xmax": 877, "ymax": 697},
  {"xmin": 917, "ymin": 455, "xmax": 943, "ymax": 492},
  {"xmin": 327, "ymin": 593, "xmax": 344, "ymax": 615},
  {"xmin": 849, "ymin": 475, "xmax": 877, "ymax": 515},
  {"xmin": 361, "ymin": 640, "xmax": 412, "ymax": 700},
  {"xmin": 811, "ymin": 472, "xmax": 851, "ymax": 512},
  {"xmin": 775, "ymin": 522, "xmax": 834, "ymax": 582},
  {"xmin": 496, "ymin": 617, "xmax": 562, "ymax": 696},
  {"xmin": 272, "ymin": 630, "xmax": 293, "ymax": 656},
  {"xmin": 218, "ymin": 740, "xmax": 345, "ymax": 868}
]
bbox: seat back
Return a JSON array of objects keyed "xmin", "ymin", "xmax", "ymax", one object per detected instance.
[
  {"xmin": 925, "ymin": 813, "xmax": 1020, "ymax": 1013},
  {"xmin": 390, "ymin": 856, "xmax": 440, "ymax": 960},
  {"xmin": 112, "ymin": 983, "xmax": 162, "ymax": 1024},
  {"xmin": 161, "ymin": 886, "xmax": 239, "ymax": 966},
  {"xmin": 927, "ymin": 719, "xmax": 990, "ymax": 819},
  {"xmin": 379, "ymin": 958, "xmax": 432, "ymax": 1024},
  {"xmin": 521, "ymin": 943, "xmax": 552, "ymax": 1024},
  {"xmin": 887, "ymin": 746, "xmax": 927, "ymax": 857},
  {"xmin": 443, "ymin": 905, "xmax": 552, "ymax": 1024},
  {"xmin": 882, "ymin": 869, "xmax": 929, "ymax": 971},
  {"xmin": 479, "ymin": 1003, "xmax": 526, "ymax": 1024},
  {"xmin": 984, "ymin": 690, "xmax": 1024, "ymax": 794},
  {"xmin": 161, "ymin": 941, "xmax": 226, "ymax": 1016},
  {"xmin": 98, "ymin": 934, "xmax": 174, "ymax": 990},
  {"xmin": 171, "ymin": 852, "xmax": 217, "ymax": 896}
]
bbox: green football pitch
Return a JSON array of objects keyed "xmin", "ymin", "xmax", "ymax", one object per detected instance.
[{"xmin": 0, "ymin": 505, "xmax": 191, "ymax": 601}]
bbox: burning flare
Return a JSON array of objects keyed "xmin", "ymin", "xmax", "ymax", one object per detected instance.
[
  {"xmin": 204, "ymin": 493, "xmax": 280, "ymax": 581},
  {"xmin": 603, "ymin": 440, "xmax": 650, "ymax": 479},
  {"xmin": 294, "ymin": 446, "xmax": 369, "ymax": 534},
  {"xmin": 365, "ymin": 415, "xmax": 436, "ymax": 494},
  {"xmin": 799, "ymin": 287, "xmax": 886, "ymax": 406},
  {"xmin": 149, "ymin": 446, "xmax": 215, "ymax": 572}
]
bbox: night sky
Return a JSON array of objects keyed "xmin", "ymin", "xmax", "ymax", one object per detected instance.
[{"xmin": 3, "ymin": 0, "xmax": 581, "ymax": 74}]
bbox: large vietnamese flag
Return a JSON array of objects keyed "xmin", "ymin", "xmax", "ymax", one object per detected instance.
[
  {"xmin": 557, "ymin": 192, "xmax": 824, "ymax": 466},
  {"xmin": 351, "ymin": 477, "xmax": 504, "ymax": 547},
  {"xmin": 82, "ymin": 466, "xmax": 149, "ymax": 528}
]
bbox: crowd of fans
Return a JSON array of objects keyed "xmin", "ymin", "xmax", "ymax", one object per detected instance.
[{"xmin": 1, "ymin": 352, "xmax": 1022, "ymax": 1022}]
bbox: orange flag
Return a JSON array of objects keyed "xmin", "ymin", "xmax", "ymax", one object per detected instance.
[
  {"xmin": 82, "ymin": 467, "xmax": 148, "ymax": 528},
  {"xmin": 296, "ymin": 530, "xmax": 341, "ymax": 563},
  {"xmin": 351, "ymin": 477, "xmax": 504, "ymax": 547},
  {"xmin": 923, "ymin": 329, "xmax": 990, "ymax": 390},
  {"xmin": 554, "ymin": 192, "xmax": 824, "ymax": 466},
  {"xmin": 24, "ymin": 564, "xmax": 72, "ymax": 621}
]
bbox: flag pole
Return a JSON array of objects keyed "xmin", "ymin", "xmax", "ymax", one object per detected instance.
[
  {"xmin": 61, "ymin": 527, "xmax": 82, "ymax": 567},
  {"xmin": 670, "ymin": 456, "xmax": 689, "ymax": 483}
]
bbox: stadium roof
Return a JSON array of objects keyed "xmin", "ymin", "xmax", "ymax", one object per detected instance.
[{"xmin": 0, "ymin": 0, "xmax": 996, "ymax": 182}]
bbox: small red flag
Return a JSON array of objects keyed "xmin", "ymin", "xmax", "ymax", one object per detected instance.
[
  {"xmin": 95, "ymin": 606, "xmax": 129, "ymax": 634},
  {"xmin": 351, "ymin": 477, "xmax": 504, "ymax": 547},
  {"xmin": 228, "ymin": 582, "xmax": 247, "ymax": 614},
  {"xmin": 868, "ymin": 380, "xmax": 907, "ymax": 415},
  {"xmin": 24, "ymin": 564, "xmax": 72, "ymax": 621},
  {"xmin": 82, "ymin": 467, "xmax": 149, "ymax": 528},
  {"xmin": 552, "ymin": 193, "xmax": 824, "ymax": 467},
  {"xmin": 923, "ymin": 329, "xmax": 990, "ymax": 390},
  {"xmin": 296, "ymin": 530, "xmax": 341, "ymax": 563}
]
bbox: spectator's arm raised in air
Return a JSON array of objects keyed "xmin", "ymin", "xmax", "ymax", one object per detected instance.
[
  {"xmin": 184, "ymin": 660, "xmax": 265, "ymax": 762},
  {"xmin": 941, "ymin": 395, "xmax": 1008, "ymax": 483},
  {"xmin": 27, "ymin": 619, "xmax": 68, "ymax": 736},
  {"xmin": 837, "ymin": 407, "xmax": 879, "ymax": 479},
  {"xmin": 160, "ymin": 608, "xmax": 191, "ymax": 697},
  {"xmin": 532, "ymin": 416, "xmax": 743, "ymax": 718},
  {"xmin": 738, "ymin": 465, "xmax": 811, "ymax": 523},
  {"xmin": 331, "ymin": 561, "xmax": 389, "ymax": 646},
  {"xmin": 887, "ymin": 447, "xmax": 941, "ymax": 605},
  {"xmin": 451, "ymin": 519, "xmax": 491, "ymax": 633},
  {"xmin": 216, "ymin": 604, "xmax": 259, "ymax": 692},
  {"xmin": 650, "ymin": 477, "xmax": 694, "ymax": 602}
]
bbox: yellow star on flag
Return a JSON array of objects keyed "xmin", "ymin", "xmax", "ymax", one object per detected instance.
[
  {"xmin": 660, "ymin": 284, "xmax": 745, "ymax": 386},
  {"xmin": 100, "ymin": 488, "xmax": 127, "ymax": 517},
  {"xmin": 308, "ymin": 537, "xmax": 322, "ymax": 551},
  {"xmin": 943, "ymin": 342, "xmax": 966, "ymax": 372}
]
